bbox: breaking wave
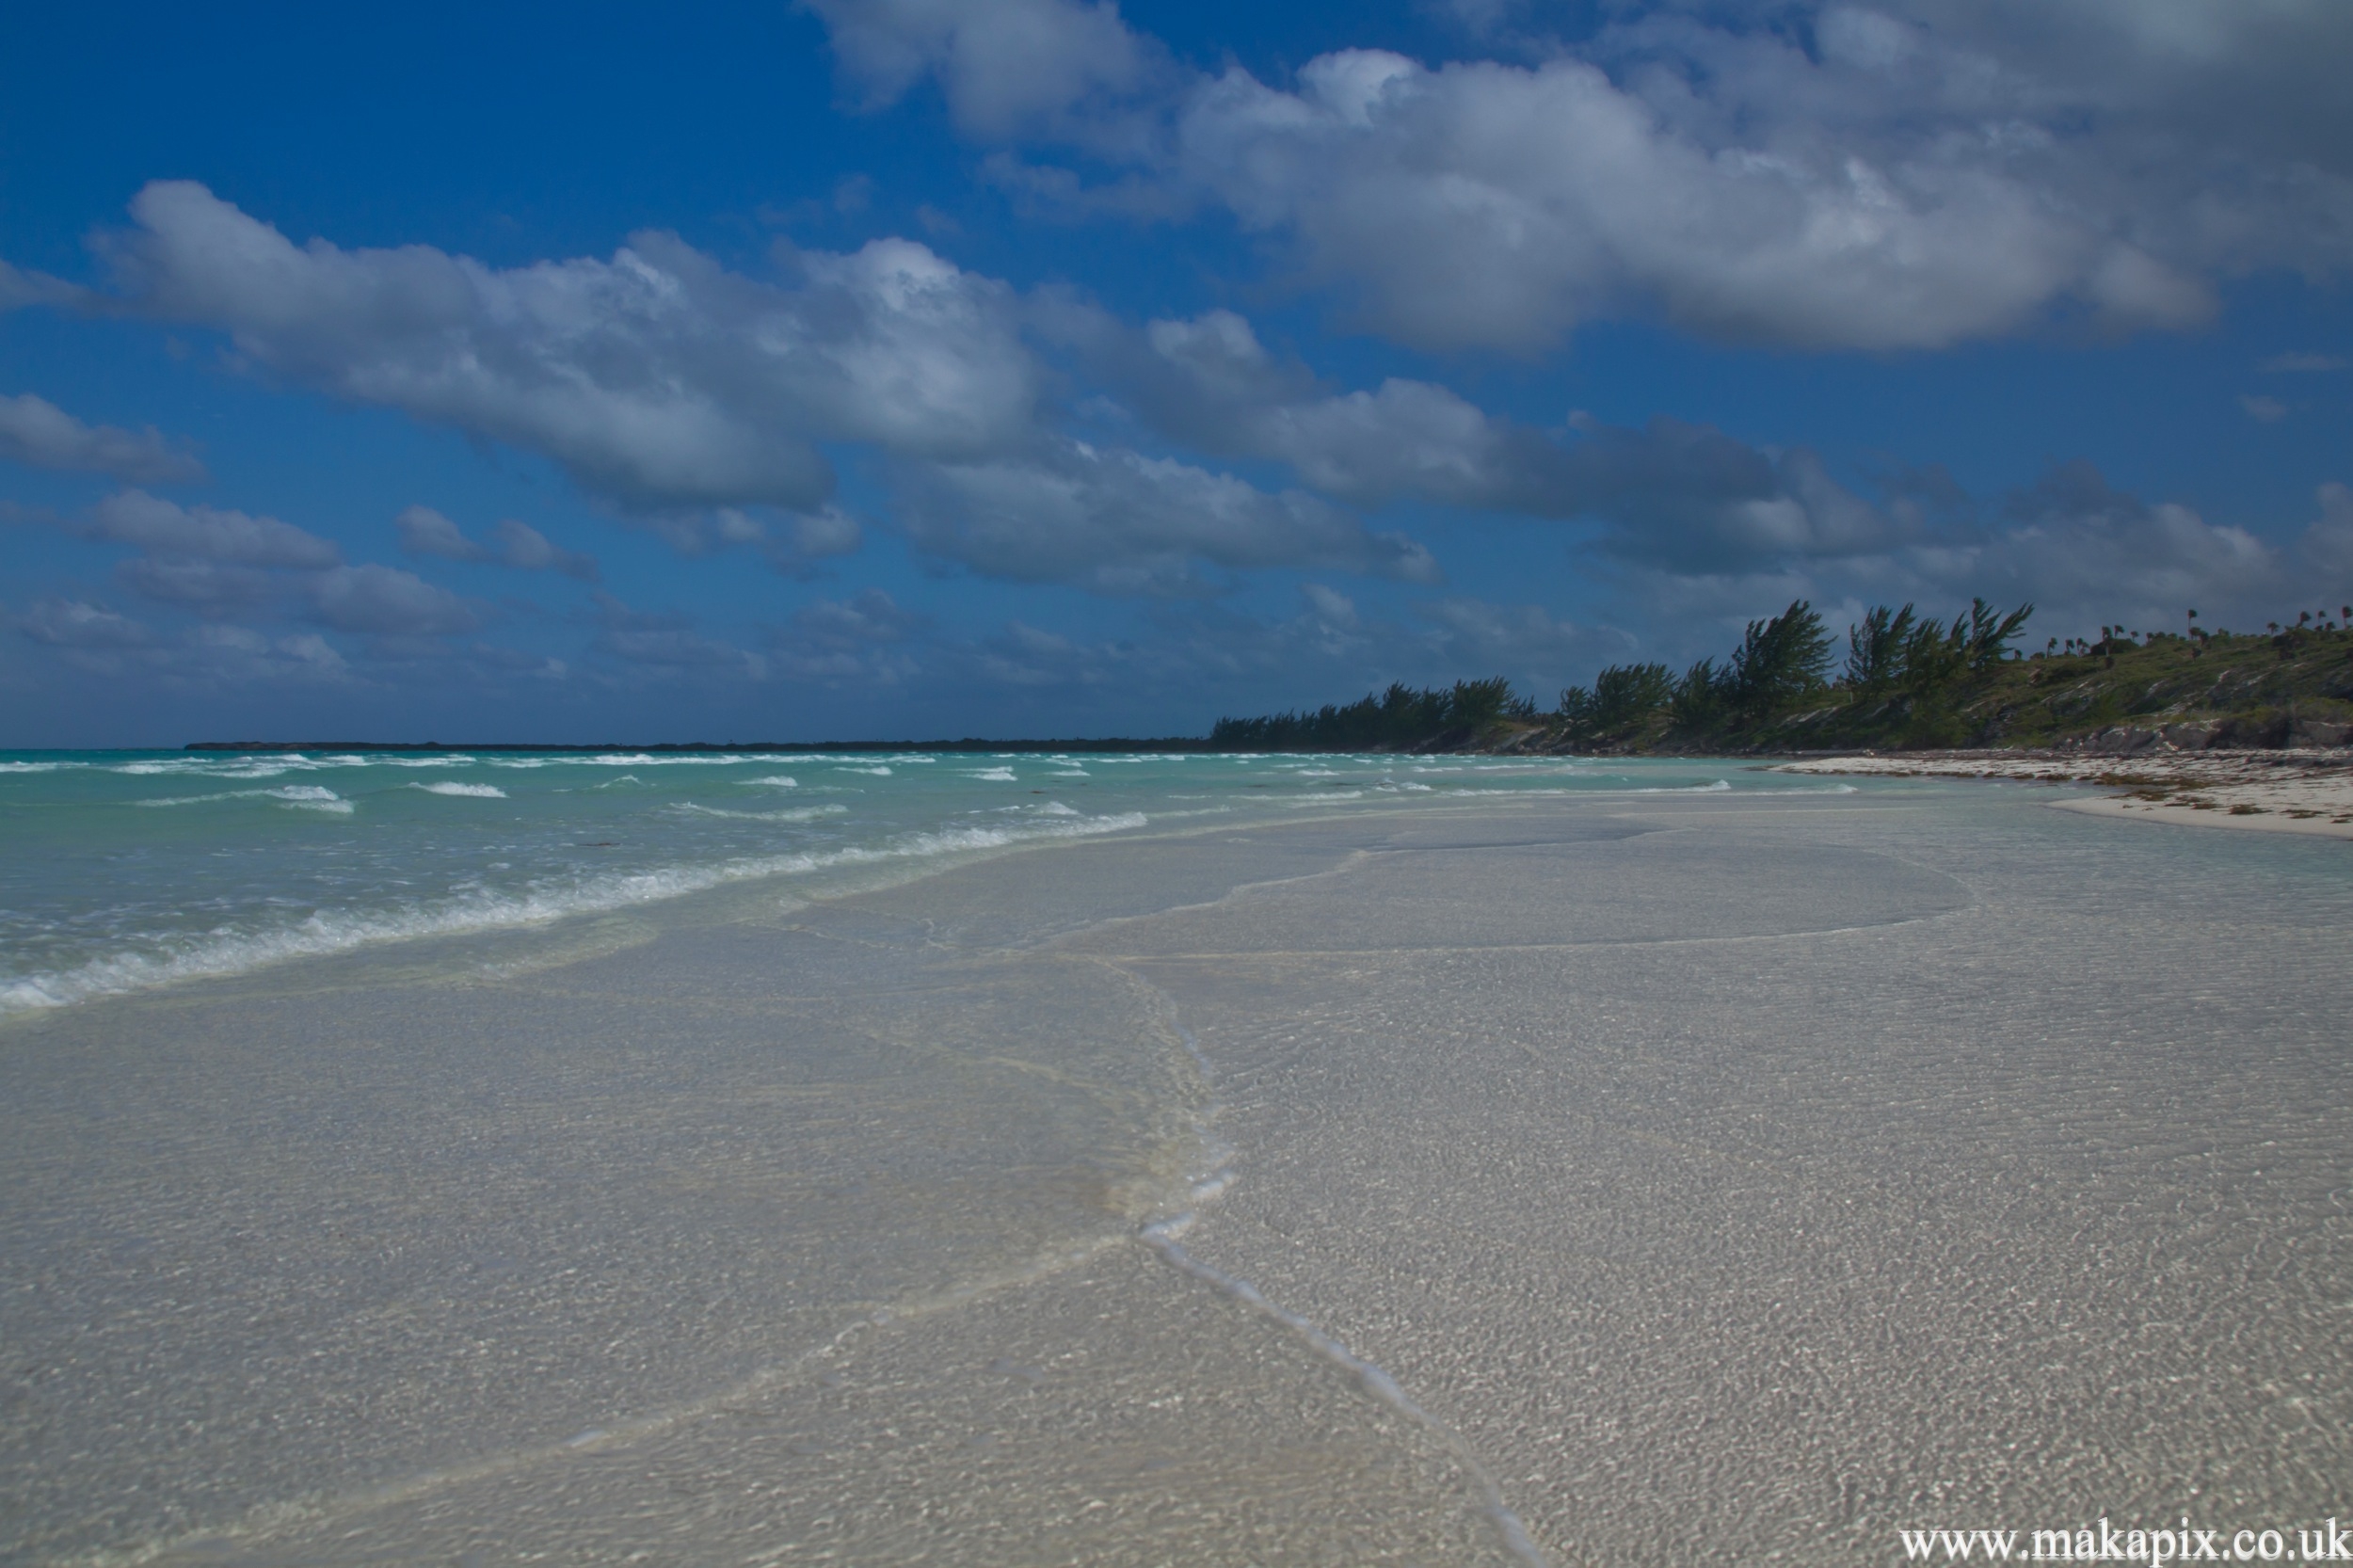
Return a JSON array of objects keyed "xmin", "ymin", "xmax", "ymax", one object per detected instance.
[
  {"xmin": 0, "ymin": 811, "xmax": 1146, "ymax": 1017},
  {"xmin": 667, "ymin": 803, "xmax": 850, "ymax": 823}
]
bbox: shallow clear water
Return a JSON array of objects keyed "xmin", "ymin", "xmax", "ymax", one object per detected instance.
[
  {"xmin": 0, "ymin": 748, "xmax": 1833, "ymax": 1015},
  {"xmin": 3, "ymin": 773, "xmax": 2345, "ymax": 1565}
]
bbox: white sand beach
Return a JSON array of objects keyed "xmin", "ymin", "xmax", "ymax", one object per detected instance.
[
  {"xmin": 1775, "ymin": 751, "xmax": 2353, "ymax": 840},
  {"xmin": 3, "ymin": 784, "xmax": 2347, "ymax": 1564}
]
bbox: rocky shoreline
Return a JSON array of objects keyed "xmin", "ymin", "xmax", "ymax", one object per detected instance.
[{"xmin": 2045, "ymin": 716, "xmax": 2350, "ymax": 754}]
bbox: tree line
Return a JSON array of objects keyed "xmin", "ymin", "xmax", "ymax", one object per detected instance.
[
  {"xmin": 1210, "ymin": 598, "xmax": 2037, "ymax": 751},
  {"xmin": 1209, "ymin": 676, "xmax": 1532, "ymax": 750},
  {"xmin": 1560, "ymin": 598, "xmax": 2033, "ymax": 745}
]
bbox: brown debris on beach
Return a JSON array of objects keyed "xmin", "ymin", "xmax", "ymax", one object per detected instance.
[{"xmin": 1776, "ymin": 749, "xmax": 2353, "ymax": 839}]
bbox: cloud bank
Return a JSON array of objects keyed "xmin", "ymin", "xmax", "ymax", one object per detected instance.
[
  {"xmin": 28, "ymin": 182, "xmax": 1438, "ymax": 598},
  {"xmin": 820, "ymin": 0, "xmax": 2353, "ymax": 351}
]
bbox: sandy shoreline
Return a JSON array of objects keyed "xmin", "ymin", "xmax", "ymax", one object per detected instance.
[
  {"xmin": 1773, "ymin": 749, "xmax": 2353, "ymax": 840},
  {"xmin": 5, "ymin": 787, "xmax": 2348, "ymax": 1564}
]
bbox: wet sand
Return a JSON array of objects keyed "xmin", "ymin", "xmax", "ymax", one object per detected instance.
[{"xmin": 4, "ymin": 786, "xmax": 2348, "ymax": 1563}]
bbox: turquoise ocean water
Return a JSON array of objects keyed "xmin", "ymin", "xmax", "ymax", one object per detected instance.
[{"xmin": 0, "ymin": 748, "xmax": 1840, "ymax": 1016}]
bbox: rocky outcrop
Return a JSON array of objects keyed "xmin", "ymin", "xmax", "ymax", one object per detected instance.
[
  {"xmin": 2292, "ymin": 717, "xmax": 2352, "ymax": 748},
  {"xmin": 2064, "ymin": 727, "xmax": 2164, "ymax": 755},
  {"xmin": 2047, "ymin": 717, "xmax": 2353, "ymax": 755}
]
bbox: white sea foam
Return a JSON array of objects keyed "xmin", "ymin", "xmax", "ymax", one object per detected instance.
[
  {"xmin": 97, "ymin": 774, "xmax": 359, "ymax": 802},
  {"xmin": 669, "ymin": 803, "xmax": 848, "ymax": 823},
  {"xmin": 841, "ymin": 765, "xmax": 892, "ymax": 776},
  {"xmin": 384, "ymin": 755, "xmax": 476, "ymax": 767},
  {"xmin": 967, "ymin": 768, "xmax": 1017, "ymax": 782},
  {"xmin": 272, "ymin": 786, "xmax": 354, "ymax": 813},
  {"xmin": 1434, "ymin": 787, "xmax": 1577, "ymax": 798},
  {"xmin": 115, "ymin": 760, "xmax": 212, "ymax": 775},
  {"xmin": 112, "ymin": 754, "xmax": 395, "ymax": 779},
  {"xmin": 0, "ymin": 810, "xmax": 1145, "ymax": 1017},
  {"xmin": 132, "ymin": 789, "xmax": 271, "ymax": 808},
  {"xmin": 410, "ymin": 782, "xmax": 507, "ymax": 798},
  {"xmin": 747, "ymin": 776, "xmax": 798, "ymax": 788},
  {"xmin": 115, "ymin": 759, "xmax": 302, "ymax": 779},
  {"xmin": 0, "ymin": 760, "xmax": 82, "ymax": 773}
]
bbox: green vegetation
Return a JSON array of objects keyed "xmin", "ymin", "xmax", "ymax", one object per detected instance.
[
  {"xmin": 1209, "ymin": 677, "xmax": 1532, "ymax": 750},
  {"xmin": 1564, "ymin": 597, "xmax": 2038, "ymax": 751},
  {"xmin": 1211, "ymin": 600, "xmax": 2353, "ymax": 754}
]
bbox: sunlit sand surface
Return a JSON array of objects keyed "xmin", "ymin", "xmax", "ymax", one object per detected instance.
[{"xmin": 4, "ymin": 787, "xmax": 2346, "ymax": 1563}]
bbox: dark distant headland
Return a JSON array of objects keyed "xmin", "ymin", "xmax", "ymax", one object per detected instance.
[{"xmin": 190, "ymin": 600, "xmax": 2353, "ymax": 760}]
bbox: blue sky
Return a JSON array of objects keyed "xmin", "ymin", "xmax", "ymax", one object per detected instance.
[{"xmin": 3, "ymin": 0, "xmax": 2349, "ymax": 744}]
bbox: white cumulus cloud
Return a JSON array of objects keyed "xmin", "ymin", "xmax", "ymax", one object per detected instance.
[
  {"xmin": 814, "ymin": 0, "xmax": 2353, "ymax": 353},
  {"xmin": 92, "ymin": 182, "xmax": 1043, "ymax": 512},
  {"xmin": 806, "ymin": 0, "xmax": 1169, "ymax": 145},
  {"xmin": 16, "ymin": 598, "xmax": 154, "ymax": 649},
  {"xmin": 896, "ymin": 438, "xmax": 1441, "ymax": 596},
  {"xmin": 1168, "ymin": 44, "xmax": 2209, "ymax": 351},
  {"xmin": 0, "ymin": 393, "xmax": 206, "ymax": 483},
  {"xmin": 84, "ymin": 489, "xmax": 340, "ymax": 568},
  {"xmin": 310, "ymin": 564, "xmax": 482, "ymax": 636},
  {"xmin": 1066, "ymin": 304, "xmax": 1909, "ymax": 568},
  {"xmin": 395, "ymin": 504, "xmax": 599, "ymax": 580}
]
